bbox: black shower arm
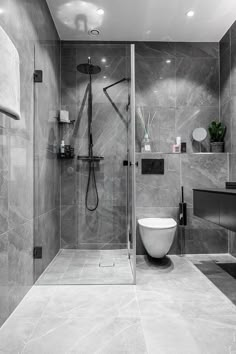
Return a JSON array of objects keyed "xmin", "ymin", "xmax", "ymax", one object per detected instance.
[{"xmin": 103, "ymin": 78, "xmax": 130, "ymax": 92}]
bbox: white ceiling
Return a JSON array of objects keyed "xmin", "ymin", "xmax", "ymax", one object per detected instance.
[{"xmin": 46, "ymin": 0, "xmax": 236, "ymax": 42}]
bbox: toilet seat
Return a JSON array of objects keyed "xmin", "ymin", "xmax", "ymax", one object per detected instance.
[{"xmin": 138, "ymin": 218, "xmax": 177, "ymax": 229}]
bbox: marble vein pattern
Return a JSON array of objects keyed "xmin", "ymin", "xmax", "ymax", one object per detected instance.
[
  {"xmin": 0, "ymin": 255, "xmax": 236, "ymax": 353},
  {"xmin": 60, "ymin": 43, "xmax": 130, "ymax": 249},
  {"xmin": 187, "ymin": 253, "xmax": 236, "ymax": 305},
  {"xmin": 135, "ymin": 152, "xmax": 229, "ymax": 255},
  {"xmin": 0, "ymin": 0, "xmax": 61, "ymax": 326},
  {"xmin": 135, "ymin": 42, "xmax": 219, "ymax": 154},
  {"xmin": 36, "ymin": 249, "xmax": 133, "ymax": 285},
  {"xmin": 220, "ymin": 21, "xmax": 236, "ymax": 154}
]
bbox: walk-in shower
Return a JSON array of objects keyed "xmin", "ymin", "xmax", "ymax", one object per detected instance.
[{"xmin": 33, "ymin": 44, "xmax": 136, "ymax": 285}]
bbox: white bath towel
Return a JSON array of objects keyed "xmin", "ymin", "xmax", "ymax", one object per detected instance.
[{"xmin": 0, "ymin": 25, "xmax": 20, "ymax": 120}]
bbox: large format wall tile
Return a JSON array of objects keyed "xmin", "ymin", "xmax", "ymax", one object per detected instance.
[
  {"xmin": 229, "ymin": 231, "xmax": 236, "ymax": 257},
  {"xmin": 181, "ymin": 153, "xmax": 228, "ymax": 206},
  {"xmin": 34, "ymin": 208, "xmax": 60, "ymax": 281},
  {"xmin": 220, "ymin": 23, "xmax": 236, "ymax": 257},
  {"xmin": 135, "ymin": 56, "xmax": 176, "ymax": 108},
  {"xmin": 8, "ymin": 221, "xmax": 34, "ymax": 315},
  {"xmin": 136, "ymin": 151, "xmax": 229, "ymax": 255},
  {"xmin": 136, "ymin": 106, "xmax": 175, "ymax": 153},
  {"xmin": 135, "ymin": 42, "xmax": 220, "ymax": 154},
  {"xmin": 133, "ymin": 42, "xmax": 176, "ymax": 58},
  {"xmin": 220, "ymin": 30, "xmax": 231, "ymax": 106},
  {"xmin": 184, "ymin": 208, "xmax": 228, "ymax": 254},
  {"xmin": 61, "ymin": 44, "xmax": 129, "ymax": 249},
  {"xmin": 136, "ymin": 153, "xmax": 180, "ymax": 208},
  {"xmin": 34, "ymin": 151, "xmax": 60, "ymax": 217},
  {"xmin": 220, "ymin": 21, "xmax": 236, "ymax": 153},
  {"xmin": 0, "ymin": 232, "xmax": 8, "ymax": 327},
  {"xmin": 0, "ymin": 0, "xmax": 60, "ymax": 327},
  {"xmin": 0, "ymin": 169, "xmax": 8, "ymax": 235},
  {"xmin": 61, "ymin": 205, "xmax": 78, "ymax": 249},
  {"xmin": 220, "ymin": 100, "xmax": 232, "ymax": 152},
  {"xmin": 176, "ymin": 57, "xmax": 219, "ymax": 107},
  {"xmin": 9, "ymin": 136, "xmax": 33, "ymax": 228},
  {"xmin": 176, "ymin": 106, "xmax": 219, "ymax": 153},
  {"xmin": 230, "ymin": 22, "xmax": 236, "ymax": 96},
  {"xmin": 175, "ymin": 42, "xmax": 219, "ymax": 58}
]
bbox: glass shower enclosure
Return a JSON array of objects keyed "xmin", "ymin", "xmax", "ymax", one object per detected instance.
[{"xmin": 33, "ymin": 43, "xmax": 136, "ymax": 285}]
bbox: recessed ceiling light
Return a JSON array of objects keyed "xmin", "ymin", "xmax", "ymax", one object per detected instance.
[
  {"xmin": 186, "ymin": 10, "xmax": 195, "ymax": 17},
  {"xmin": 103, "ymin": 76, "xmax": 107, "ymax": 79},
  {"xmin": 88, "ymin": 29, "xmax": 100, "ymax": 36},
  {"xmin": 0, "ymin": 8, "xmax": 4, "ymax": 14},
  {"xmin": 166, "ymin": 59, "xmax": 171, "ymax": 64},
  {"xmin": 101, "ymin": 58, "xmax": 106, "ymax": 63},
  {"xmin": 96, "ymin": 8, "xmax": 104, "ymax": 15}
]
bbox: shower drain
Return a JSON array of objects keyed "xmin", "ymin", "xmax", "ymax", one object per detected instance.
[{"xmin": 99, "ymin": 261, "xmax": 115, "ymax": 267}]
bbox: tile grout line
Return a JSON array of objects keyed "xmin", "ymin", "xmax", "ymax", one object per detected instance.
[{"xmin": 134, "ymin": 279, "xmax": 150, "ymax": 354}]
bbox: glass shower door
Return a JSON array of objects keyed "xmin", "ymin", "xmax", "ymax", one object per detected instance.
[
  {"xmin": 127, "ymin": 44, "xmax": 136, "ymax": 283},
  {"xmin": 33, "ymin": 42, "xmax": 136, "ymax": 285}
]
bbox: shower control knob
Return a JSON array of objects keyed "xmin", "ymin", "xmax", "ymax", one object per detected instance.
[{"xmin": 130, "ymin": 161, "xmax": 138, "ymax": 167}]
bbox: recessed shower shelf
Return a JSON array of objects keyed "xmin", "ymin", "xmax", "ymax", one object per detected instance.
[
  {"xmin": 77, "ymin": 155, "xmax": 104, "ymax": 162},
  {"xmin": 58, "ymin": 120, "xmax": 75, "ymax": 125},
  {"xmin": 57, "ymin": 154, "xmax": 75, "ymax": 160}
]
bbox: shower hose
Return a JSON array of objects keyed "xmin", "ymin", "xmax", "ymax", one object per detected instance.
[{"xmin": 85, "ymin": 140, "xmax": 99, "ymax": 211}]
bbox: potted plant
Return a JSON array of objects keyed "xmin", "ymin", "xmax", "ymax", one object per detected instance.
[{"xmin": 208, "ymin": 121, "xmax": 226, "ymax": 153}]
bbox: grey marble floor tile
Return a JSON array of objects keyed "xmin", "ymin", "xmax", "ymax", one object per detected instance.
[
  {"xmin": 22, "ymin": 316, "xmax": 147, "ymax": 354},
  {"xmin": 1, "ymin": 255, "xmax": 236, "ymax": 353},
  {"xmin": 0, "ymin": 317, "xmax": 39, "ymax": 354},
  {"xmin": 36, "ymin": 249, "xmax": 133, "ymax": 285}
]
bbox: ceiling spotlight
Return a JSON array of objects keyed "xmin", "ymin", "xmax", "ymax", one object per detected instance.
[
  {"xmin": 186, "ymin": 10, "xmax": 195, "ymax": 17},
  {"xmin": 0, "ymin": 8, "xmax": 4, "ymax": 14},
  {"xmin": 88, "ymin": 29, "xmax": 100, "ymax": 36},
  {"xmin": 166, "ymin": 59, "xmax": 171, "ymax": 64},
  {"xmin": 103, "ymin": 76, "xmax": 107, "ymax": 79},
  {"xmin": 101, "ymin": 58, "xmax": 106, "ymax": 63},
  {"xmin": 96, "ymin": 8, "xmax": 104, "ymax": 15}
]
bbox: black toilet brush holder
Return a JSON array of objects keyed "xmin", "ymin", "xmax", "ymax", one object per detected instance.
[{"xmin": 179, "ymin": 186, "xmax": 187, "ymax": 226}]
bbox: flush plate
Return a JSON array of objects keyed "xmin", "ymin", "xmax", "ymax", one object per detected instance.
[{"xmin": 141, "ymin": 159, "xmax": 164, "ymax": 174}]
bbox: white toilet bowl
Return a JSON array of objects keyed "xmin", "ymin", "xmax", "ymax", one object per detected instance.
[{"xmin": 138, "ymin": 218, "xmax": 177, "ymax": 258}]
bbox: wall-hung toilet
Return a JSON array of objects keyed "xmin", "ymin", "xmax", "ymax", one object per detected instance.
[{"xmin": 138, "ymin": 218, "xmax": 177, "ymax": 258}]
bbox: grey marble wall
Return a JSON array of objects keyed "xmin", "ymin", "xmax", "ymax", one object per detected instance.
[
  {"xmin": 220, "ymin": 21, "xmax": 236, "ymax": 153},
  {"xmin": 220, "ymin": 21, "xmax": 236, "ymax": 257},
  {"xmin": 33, "ymin": 41, "xmax": 61, "ymax": 281},
  {"xmin": 135, "ymin": 42, "xmax": 229, "ymax": 255},
  {"xmin": 135, "ymin": 42, "xmax": 220, "ymax": 153},
  {"xmin": 0, "ymin": 0, "xmax": 60, "ymax": 327},
  {"xmin": 60, "ymin": 43, "xmax": 129, "ymax": 249},
  {"xmin": 136, "ymin": 153, "xmax": 229, "ymax": 255}
]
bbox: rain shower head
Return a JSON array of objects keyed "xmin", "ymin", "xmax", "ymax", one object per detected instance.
[{"xmin": 77, "ymin": 57, "xmax": 101, "ymax": 75}]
